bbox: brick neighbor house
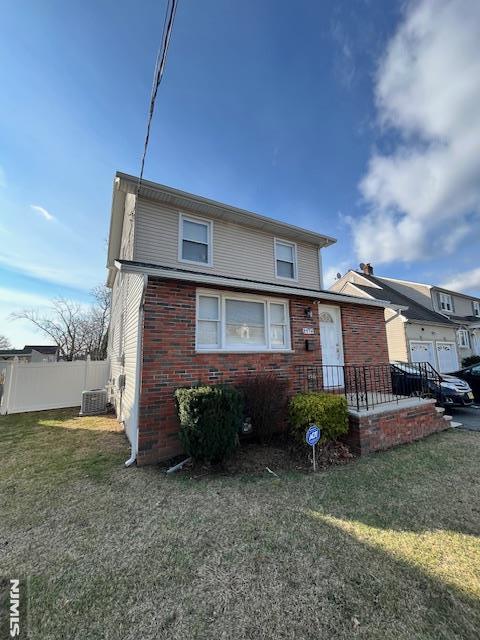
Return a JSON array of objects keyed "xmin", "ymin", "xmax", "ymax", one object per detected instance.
[{"xmin": 106, "ymin": 173, "xmax": 450, "ymax": 465}]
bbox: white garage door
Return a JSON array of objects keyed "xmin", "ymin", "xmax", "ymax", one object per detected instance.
[
  {"xmin": 409, "ymin": 341, "xmax": 436, "ymax": 368},
  {"xmin": 436, "ymin": 342, "xmax": 458, "ymax": 373}
]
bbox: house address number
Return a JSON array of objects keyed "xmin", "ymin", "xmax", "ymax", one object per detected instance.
[{"xmin": 302, "ymin": 327, "xmax": 315, "ymax": 335}]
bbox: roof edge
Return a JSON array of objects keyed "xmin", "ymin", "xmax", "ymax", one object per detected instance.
[
  {"xmin": 115, "ymin": 171, "xmax": 337, "ymax": 248},
  {"xmin": 114, "ymin": 259, "xmax": 393, "ymax": 308}
]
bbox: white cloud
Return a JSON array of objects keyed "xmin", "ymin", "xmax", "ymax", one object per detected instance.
[
  {"xmin": 439, "ymin": 268, "xmax": 480, "ymax": 294},
  {"xmin": 30, "ymin": 204, "xmax": 55, "ymax": 222},
  {"xmin": 0, "ymin": 287, "xmax": 53, "ymax": 348},
  {"xmin": 354, "ymin": 0, "xmax": 480, "ymax": 263},
  {"xmin": 323, "ymin": 261, "xmax": 351, "ymax": 288}
]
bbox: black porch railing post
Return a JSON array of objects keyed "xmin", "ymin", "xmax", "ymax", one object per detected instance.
[
  {"xmin": 363, "ymin": 366, "xmax": 369, "ymax": 411},
  {"xmin": 354, "ymin": 366, "xmax": 360, "ymax": 411}
]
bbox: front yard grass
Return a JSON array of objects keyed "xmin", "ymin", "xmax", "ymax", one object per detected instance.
[{"xmin": 1, "ymin": 408, "xmax": 479, "ymax": 639}]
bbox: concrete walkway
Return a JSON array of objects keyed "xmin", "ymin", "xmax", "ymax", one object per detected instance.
[{"xmin": 450, "ymin": 405, "xmax": 480, "ymax": 431}]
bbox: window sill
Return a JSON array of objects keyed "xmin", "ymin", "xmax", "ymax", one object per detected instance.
[{"xmin": 195, "ymin": 349, "xmax": 295, "ymax": 354}]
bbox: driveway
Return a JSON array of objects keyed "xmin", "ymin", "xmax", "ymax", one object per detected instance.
[{"xmin": 450, "ymin": 404, "xmax": 480, "ymax": 431}]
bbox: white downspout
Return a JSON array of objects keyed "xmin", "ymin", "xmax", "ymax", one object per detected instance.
[{"xmin": 125, "ymin": 275, "xmax": 147, "ymax": 467}]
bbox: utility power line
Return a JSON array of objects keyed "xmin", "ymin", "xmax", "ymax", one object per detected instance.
[{"xmin": 137, "ymin": 0, "xmax": 179, "ymax": 192}]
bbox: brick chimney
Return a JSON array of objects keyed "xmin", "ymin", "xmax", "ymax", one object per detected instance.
[{"xmin": 361, "ymin": 263, "xmax": 374, "ymax": 275}]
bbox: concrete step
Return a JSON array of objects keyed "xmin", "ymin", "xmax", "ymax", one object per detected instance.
[
  {"xmin": 443, "ymin": 415, "xmax": 452, "ymax": 422},
  {"xmin": 435, "ymin": 406, "xmax": 445, "ymax": 414},
  {"xmin": 450, "ymin": 421, "xmax": 463, "ymax": 428}
]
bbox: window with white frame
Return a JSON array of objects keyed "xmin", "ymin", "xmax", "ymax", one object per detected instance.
[
  {"xmin": 457, "ymin": 329, "xmax": 470, "ymax": 348},
  {"xmin": 196, "ymin": 290, "xmax": 290, "ymax": 351},
  {"xmin": 275, "ymin": 239, "xmax": 297, "ymax": 280},
  {"xmin": 179, "ymin": 214, "xmax": 212, "ymax": 265},
  {"xmin": 439, "ymin": 292, "xmax": 453, "ymax": 312},
  {"xmin": 473, "ymin": 301, "xmax": 480, "ymax": 317}
]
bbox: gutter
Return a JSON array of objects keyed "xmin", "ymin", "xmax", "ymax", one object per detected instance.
[
  {"xmin": 114, "ymin": 260, "xmax": 393, "ymax": 309},
  {"xmin": 125, "ymin": 274, "xmax": 148, "ymax": 467}
]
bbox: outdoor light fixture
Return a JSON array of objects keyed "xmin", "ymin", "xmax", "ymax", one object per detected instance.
[{"xmin": 304, "ymin": 307, "xmax": 313, "ymax": 319}]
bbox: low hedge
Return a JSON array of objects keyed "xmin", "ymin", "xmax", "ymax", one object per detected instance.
[
  {"xmin": 462, "ymin": 355, "xmax": 480, "ymax": 368},
  {"xmin": 289, "ymin": 392, "xmax": 348, "ymax": 445},
  {"xmin": 175, "ymin": 385, "xmax": 244, "ymax": 464}
]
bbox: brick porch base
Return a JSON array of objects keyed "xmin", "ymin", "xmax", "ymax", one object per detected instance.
[{"xmin": 344, "ymin": 398, "xmax": 450, "ymax": 455}]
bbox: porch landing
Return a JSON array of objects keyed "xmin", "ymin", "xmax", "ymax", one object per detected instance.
[{"xmin": 344, "ymin": 397, "xmax": 452, "ymax": 455}]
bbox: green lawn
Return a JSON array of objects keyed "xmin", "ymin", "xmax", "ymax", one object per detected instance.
[{"xmin": 1, "ymin": 409, "xmax": 479, "ymax": 639}]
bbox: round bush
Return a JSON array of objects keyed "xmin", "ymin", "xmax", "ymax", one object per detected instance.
[
  {"xmin": 289, "ymin": 392, "xmax": 348, "ymax": 445},
  {"xmin": 175, "ymin": 385, "xmax": 243, "ymax": 464}
]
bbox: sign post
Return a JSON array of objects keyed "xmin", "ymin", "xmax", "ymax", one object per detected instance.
[{"xmin": 305, "ymin": 425, "xmax": 321, "ymax": 472}]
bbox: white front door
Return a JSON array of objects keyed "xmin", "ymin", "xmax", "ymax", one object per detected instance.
[
  {"xmin": 473, "ymin": 333, "xmax": 480, "ymax": 356},
  {"xmin": 318, "ymin": 304, "xmax": 344, "ymax": 387},
  {"xmin": 435, "ymin": 342, "xmax": 459, "ymax": 373},
  {"xmin": 409, "ymin": 341, "xmax": 436, "ymax": 368}
]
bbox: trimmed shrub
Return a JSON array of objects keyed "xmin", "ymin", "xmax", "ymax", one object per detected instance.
[
  {"xmin": 175, "ymin": 385, "xmax": 244, "ymax": 464},
  {"xmin": 242, "ymin": 373, "xmax": 288, "ymax": 443},
  {"xmin": 289, "ymin": 393, "xmax": 348, "ymax": 445},
  {"xmin": 462, "ymin": 355, "xmax": 480, "ymax": 368}
]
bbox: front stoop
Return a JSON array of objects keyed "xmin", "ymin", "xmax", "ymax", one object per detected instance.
[{"xmin": 345, "ymin": 398, "xmax": 452, "ymax": 455}]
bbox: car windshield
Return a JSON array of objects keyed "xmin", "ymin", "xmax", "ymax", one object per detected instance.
[{"xmin": 391, "ymin": 362, "xmax": 437, "ymax": 378}]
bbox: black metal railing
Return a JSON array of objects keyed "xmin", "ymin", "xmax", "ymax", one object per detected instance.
[{"xmin": 296, "ymin": 362, "xmax": 443, "ymax": 411}]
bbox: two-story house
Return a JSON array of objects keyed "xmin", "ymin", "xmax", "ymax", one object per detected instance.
[
  {"xmin": 331, "ymin": 265, "xmax": 480, "ymax": 373},
  {"xmin": 106, "ymin": 173, "xmax": 396, "ymax": 465}
]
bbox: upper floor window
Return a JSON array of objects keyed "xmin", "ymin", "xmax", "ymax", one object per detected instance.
[
  {"xmin": 275, "ymin": 239, "xmax": 297, "ymax": 280},
  {"xmin": 179, "ymin": 214, "xmax": 212, "ymax": 266},
  {"xmin": 196, "ymin": 289, "xmax": 290, "ymax": 352},
  {"xmin": 473, "ymin": 301, "xmax": 480, "ymax": 317},
  {"xmin": 439, "ymin": 292, "xmax": 453, "ymax": 312},
  {"xmin": 457, "ymin": 329, "xmax": 470, "ymax": 349}
]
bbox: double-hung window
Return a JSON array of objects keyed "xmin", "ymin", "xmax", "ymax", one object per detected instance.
[
  {"xmin": 439, "ymin": 292, "xmax": 453, "ymax": 312},
  {"xmin": 473, "ymin": 301, "xmax": 480, "ymax": 317},
  {"xmin": 179, "ymin": 214, "xmax": 212, "ymax": 266},
  {"xmin": 275, "ymin": 239, "xmax": 297, "ymax": 280},
  {"xmin": 457, "ymin": 329, "xmax": 470, "ymax": 348},
  {"xmin": 196, "ymin": 290, "xmax": 290, "ymax": 352}
]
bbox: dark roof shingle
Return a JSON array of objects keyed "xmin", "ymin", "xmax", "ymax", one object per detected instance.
[{"xmin": 353, "ymin": 274, "xmax": 455, "ymax": 325}]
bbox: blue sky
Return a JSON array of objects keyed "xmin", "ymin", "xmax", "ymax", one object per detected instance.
[{"xmin": 1, "ymin": 0, "xmax": 479, "ymax": 347}]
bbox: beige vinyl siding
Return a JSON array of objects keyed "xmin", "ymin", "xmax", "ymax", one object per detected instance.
[
  {"xmin": 133, "ymin": 198, "xmax": 321, "ymax": 289},
  {"xmin": 383, "ymin": 279, "xmax": 433, "ymax": 310},
  {"xmin": 405, "ymin": 323, "xmax": 457, "ymax": 344},
  {"xmin": 432, "ymin": 289, "xmax": 478, "ymax": 317},
  {"xmin": 108, "ymin": 271, "xmax": 144, "ymax": 445},
  {"xmin": 336, "ymin": 281, "xmax": 372, "ymax": 298},
  {"xmin": 385, "ymin": 309, "xmax": 408, "ymax": 361}
]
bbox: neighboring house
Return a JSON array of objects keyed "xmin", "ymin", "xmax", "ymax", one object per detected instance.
[
  {"xmin": 331, "ymin": 265, "xmax": 480, "ymax": 373},
  {"xmin": 0, "ymin": 345, "xmax": 59, "ymax": 363},
  {"xmin": 106, "ymin": 173, "xmax": 393, "ymax": 465}
]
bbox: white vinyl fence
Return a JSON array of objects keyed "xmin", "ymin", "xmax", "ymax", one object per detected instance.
[{"xmin": 0, "ymin": 357, "xmax": 109, "ymax": 415}]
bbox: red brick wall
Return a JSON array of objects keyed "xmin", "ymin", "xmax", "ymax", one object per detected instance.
[
  {"xmin": 138, "ymin": 277, "xmax": 390, "ymax": 464},
  {"xmin": 345, "ymin": 400, "xmax": 449, "ymax": 455}
]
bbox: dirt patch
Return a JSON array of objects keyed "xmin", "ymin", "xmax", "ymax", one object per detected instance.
[{"xmin": 161, "ymin": 438, "xmax": 354, "ymax": 478}]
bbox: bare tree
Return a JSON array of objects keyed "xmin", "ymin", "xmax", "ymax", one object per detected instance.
[
  {"xmin": 0, "ymin": 335, "xmax": 11, "ymax": 350},
  {"xmin": 10, "ymin": 286, "xmax": 111, "ymax": 361}
]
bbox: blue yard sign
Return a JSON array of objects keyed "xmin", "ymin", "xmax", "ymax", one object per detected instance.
[
  {"xmin": 306, "ymin": 425, "xmax": 321, "ymax": 472},
  {"xmin": 306, "ymin": 425, "xmax": 321, "ymax": 446}
]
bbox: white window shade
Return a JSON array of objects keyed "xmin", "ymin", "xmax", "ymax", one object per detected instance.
[
  {"xmin": 183, "ymin": 220, "xmax": 208, "ymax": 243},
  {"xmin": 180, "ymin": 215, "xmax": 212, "ymax": 265},
  {"xmin": 275, "ymin": 239, "xmax": 297, "ymax": 280},
  {"xmin": 197, "ymin": 295, "xmax": 220, "ymax": 347},
  {"xmin": 270, "ymin": 303, "xmax": 287, "ymax": 348},
  {"xmin": 226, "ymin": 300, "xmax": 266, "ymax": 346},
  {"xmin": 196, "ymin": 290, "xmax": 290, "ymax": 352}
]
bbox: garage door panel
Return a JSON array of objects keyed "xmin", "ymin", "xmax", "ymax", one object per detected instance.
[
  {"xmin": 410, "ymin": 341, "xmax": 436, "ymax": 368},
  {"xmin": 436, "ymin": 342, "xmax": 458, "ymax": 373}
]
